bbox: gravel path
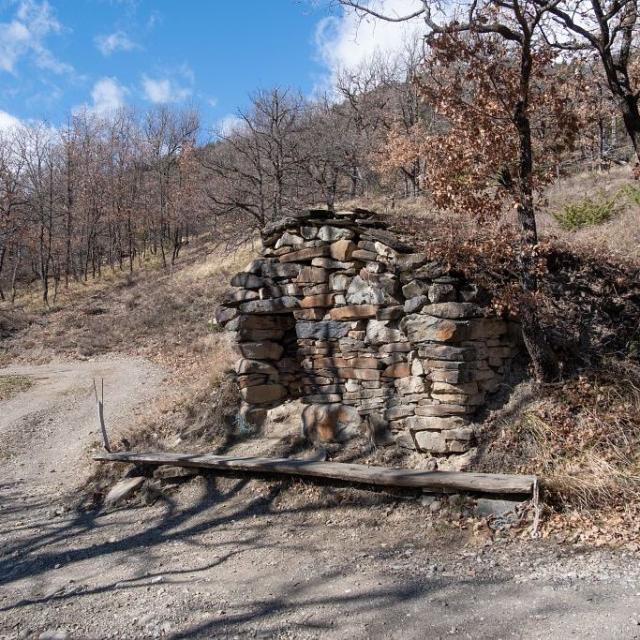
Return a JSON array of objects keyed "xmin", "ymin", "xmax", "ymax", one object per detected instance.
[{"xmin": 1, "ymin": 358, "xmax": 639, "ymax": 639}]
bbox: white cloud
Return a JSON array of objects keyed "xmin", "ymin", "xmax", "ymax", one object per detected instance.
[
  {"xmin": 0, "ymin": 109, "xmax": 22, "ymax": 133},
  {"xmin": 0, "ymin": 0, "xmax": 72, "ymax": 75},
  {"xmin": 216, "ymin": 114, "xmax": 245, "ymax": 137},
  {"xmin": 314, "ymin": 0, "xmax": 423, "ymax": 88},
  {"xmin": 73, "ymin": 77, "xmax": 127, "ymax": 116},
  {"xmin": 142, "ymin": 75, "xmax": 191, "ymax": 104},
  {"xmin": 91, "ymin": 77, "xmax": 127, "ymax": 113},
  {"xmin": 0, "ymin": 110, "xmax": 57, "ymax": 147},
  {"xmin": 95, "ymin": 30, "xmax": 139, "ymax": 56},
  {"xmin": 146, "ymin": 11, "xmax": 162, "ymax": 31},
  {"xmin": 0, "ymin": 21, "xmax": 30, "ymax": 72}
]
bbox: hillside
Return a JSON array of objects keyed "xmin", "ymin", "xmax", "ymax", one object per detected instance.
[
  {"xmin": 1, "ymin": 168, "xmax": 639, "ymax": 524},
  {"xmin": 2, "ymin": 169, "xmax": 640, "ymax": 637}
]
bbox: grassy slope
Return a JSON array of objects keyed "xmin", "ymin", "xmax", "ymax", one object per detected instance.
[
  {"xmin": 539, "ymin": 165, "xmax": 640, "ymax": 261},
  {"xmin": 349, "ymin": 167, "xmax": 640, "ymax": 543},
  {"xmin": 0, "ymin": 238, "xmax": 250, "ymax": 371}
]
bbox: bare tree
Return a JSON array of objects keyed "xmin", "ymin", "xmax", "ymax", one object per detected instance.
[
  {"xmin": 0, "ymin": 105, "xmax": 210, "ymax": 305},
  {"xmin": 144, "ymin": 106, "xmax": 200, "ymax": 267},
  {"xmin": 335, "ymin": 57, "xmax": 395, "ymax": 196},
  {"xmin": 302, "ymin": 96, "xmax": 361, "ymax": 207},
  {"xmin": 0, "ymin": 133, "xmax": 27, "ymax": 300},
  {"xmin": 540, "ymin": 0, "xmax": 640, "ymax": 162},
  {"xmin": 13, "ymin": 124, "xmax": 63, "ymax": 305},
  {"xmin": 203, "ymin": 89, "xmax": 308, "ymax": 237},
  {"xmin": 373, "ymin": 37, "xmax": 436, "ymax": 196}
]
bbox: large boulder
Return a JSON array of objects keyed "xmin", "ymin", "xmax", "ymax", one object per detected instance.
[
  {"xmin": 300, "ymin": 294, "xmax": 335, "ymax": 308},
  {"xmin": 238, "ymin": 297, "xmax": 300, "ymax": 314},
  {"xmin": 261, "ymin": 262, "xmax": 301, "ymax": 279},
  {"xmin": 230, "ymin": 273, "xmax": 265, "ymax": 289},
  {"xmin": 279, "ymin": 246, "xmax": 330, "ymax": 263},
  {"xmin": 317, "ymin": 225, "xmax": 354, "ymax": 241},
  {"xmin": 423, "ymin": 302, "xmax": 482, "ymax": 319},
  {"xmin": 239, "ymin": 342, "xmax": 284, "ymax": 360},
  {"xmin": 365, "ymin": 320, "xmax": 406, "ymax": 345},
  {"xmin": 296, "ymin": 266, "xmax": 328, "ymax": 284},
  {"xmin": 330, "ymin": 239, "xmax": 356, "ymax": 261},
  {"xmin": 329, "ymin": 304, "xmax": 378, "ymax": 320},
  {"xmin": 236, "ymin": 359, "xmax": 279, "ymax": 376},
  {"xmin": 240, "ymin": 384, "xmax": 286, "ymax": 404}
]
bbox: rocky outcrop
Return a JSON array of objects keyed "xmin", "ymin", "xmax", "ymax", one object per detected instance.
[{"xmin": 217, "ymin": 208, "xmax": 520, "ymax": 461}]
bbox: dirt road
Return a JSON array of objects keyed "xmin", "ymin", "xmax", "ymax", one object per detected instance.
[
  {"xmin": 0, "ymin": 358, "xmax": 166, "ymax": 499},
  {"xmin": 1, "ymin": 358, "xmax": 640, "ymax": 639}
]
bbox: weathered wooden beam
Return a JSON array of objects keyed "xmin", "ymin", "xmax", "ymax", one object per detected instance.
[{"xmin": 94, "ymin": 451, "xmax": 536, "ymax": 496}]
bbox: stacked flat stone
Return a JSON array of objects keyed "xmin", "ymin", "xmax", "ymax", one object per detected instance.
[{"xmin": 217, "ymin": 208, "xmax": 519, "ymax": 459}]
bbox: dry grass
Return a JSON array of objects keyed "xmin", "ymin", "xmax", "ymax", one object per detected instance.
[
  {"xmin": 0, "ymin": 374, "xmax": 33, "ymax": 401},
  {"xmin": 3, "ymin": 252, "xmax": 165, "ymax": 318},
  {"xmin": 0, "ymin": 238, "xmax": 252, "ymax": 369},
  {"xmin": 348, "ymin": 165, "xmax": 640, "ymax": 264},
  {"xmin": 477, "ymin": 361, "xmax": 640, "ymax": 513},
  {"xmin": 476, "ymin": 364, "xmax": 640, "ymax": 548},
  {"xmin": 539, "ymin": 165, "xmax": 640, "ymax": 261}
]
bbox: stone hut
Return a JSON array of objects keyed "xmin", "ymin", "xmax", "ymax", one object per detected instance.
[{"xmin": 216, "ymin": 208, "xmax": 520, "ymax": 460}]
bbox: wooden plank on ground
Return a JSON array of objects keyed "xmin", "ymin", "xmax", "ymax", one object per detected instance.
[{"xmin": 94, "ymin": 451, "xmax": 536, "ymax": 496}]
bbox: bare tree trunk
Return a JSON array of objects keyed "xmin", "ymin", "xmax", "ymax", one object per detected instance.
[
  {"xmin": 172, "ymin": 225, "xmax": 181, "ymax": 264},
  {"xmin": 159, "ymin": 232, "xmax": 167, "ymax": 268},
  {"xmin": 41, "ymin": 255, "xmax": 49, "ymax": 306},
  {"xmin": 127, "ymin": 215, "xmax": 134, "ymax": 274},
  {"xmin": 618, "ymin": 95, "xmax": 640, "ymax": 162},
  {"xmin": 10, "ymin": 247, "xmax": 21, "ymax": 304},
  {"xmin": 0, "ymin": 244, "xmax": 6, "ymax": 301},
  {"xmin": 513, "ymin": 46, "xmax": 558, "ymax": 382},
  {"xmin": 84, "ymin": 235, "xmax": 91, "ymax": 281},
  {"xmin": 52, "ymin": 259, "xmax": 61, "ymax": 304},
  {"xmin": 65, "ymin": 148, "xmax": 74, "ymax": 286},
  {"xmin": 598, "ymin": 117, "xmax": 605, "ymax": 165}
]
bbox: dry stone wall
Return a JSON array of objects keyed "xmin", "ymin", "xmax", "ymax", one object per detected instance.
[{"xmin": 216, "ymin": 208, "xmax": 520, "ymax": 460}]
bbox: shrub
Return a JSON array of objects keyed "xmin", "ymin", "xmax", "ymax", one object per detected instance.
[
  {"xmin": 619, "ymin": 183, "xmax": 640, "ymax": 206},
  {"xmin": 553, "ymin": 190, "xmax": 617, "ymax": 230}
]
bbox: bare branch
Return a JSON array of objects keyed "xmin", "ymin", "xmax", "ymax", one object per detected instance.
[{"xmin": 337, "ymin": 0, "xmax": 426, "ymax": 22}]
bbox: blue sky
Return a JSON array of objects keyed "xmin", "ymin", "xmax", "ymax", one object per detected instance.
[{"xmin": 0, "ymin": 0, "xmax": 423, "ymax": 134}]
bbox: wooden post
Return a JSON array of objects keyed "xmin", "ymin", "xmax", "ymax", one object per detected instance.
[{"xmin": 93, "ymin": 378, "xmax": 111, "ymax": 452}]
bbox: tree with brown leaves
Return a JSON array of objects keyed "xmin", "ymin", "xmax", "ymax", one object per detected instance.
[{"xmin": 338, "ymin": 0, "xmax": 578, "ymax": 381}]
